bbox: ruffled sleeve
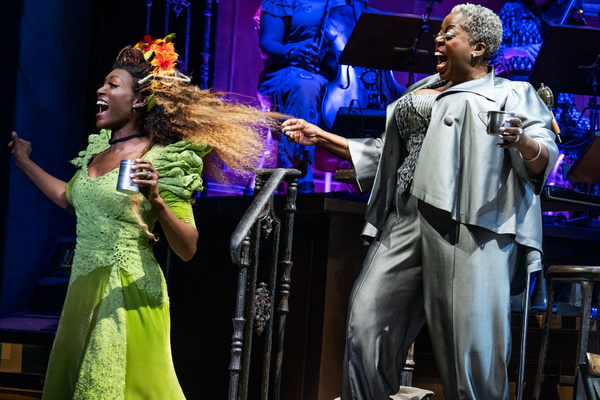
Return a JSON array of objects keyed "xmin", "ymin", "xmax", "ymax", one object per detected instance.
[
  {"xmin": 70, "ymin": 130, "xmax": 111, "ymax": 169},
  {"xmin": 260, "ymin": 0, "xmax": 293, "ymax": 17},
  {"xmin": 152, "ymin": 140, "xmax": 211, "ymax": 228},
  {"xmin": 153, "ymin": 140, "xmax": 211, "ymax": 200}
]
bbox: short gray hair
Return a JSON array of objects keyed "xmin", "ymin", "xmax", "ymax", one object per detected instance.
[{"xmin": 451, "ymin": 3, "xmax": 503, "ymax": 60}]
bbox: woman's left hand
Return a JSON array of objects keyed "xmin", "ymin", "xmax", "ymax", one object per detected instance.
[
  {"xmin": 131, "ymin": 159, "xmax": 160, "ymax": 203},
  {"xmin": 496, "ymin": 117, "xmax": 530, "ymax": 149}
]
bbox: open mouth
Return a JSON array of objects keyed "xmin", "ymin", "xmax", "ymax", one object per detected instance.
[
  {"xmin": 96, "ymin": 100, "xmax": 109, "ymax": 117},
  {"xmin": 435, "ymin": 50, "xmax": 447, "ymax": 72}
]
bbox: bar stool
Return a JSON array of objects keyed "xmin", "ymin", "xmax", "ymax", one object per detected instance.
[
  {"xmin": 533, "ymin": 265, "xmax": 600, "ymax": 400},
  {"xmin": 515, "ymin": 250, "xmax": 543, "ymax": 400},
  {"xmin": 580, "ymin": 352, "xmax": 600, "ymax": 399}
]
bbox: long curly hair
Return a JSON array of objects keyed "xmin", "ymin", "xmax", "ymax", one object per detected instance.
[{"xmin": 112, "ymin": 46, "xmax": 283, "ymax": 178}]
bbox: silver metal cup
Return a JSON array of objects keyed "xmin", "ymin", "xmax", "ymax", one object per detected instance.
[
  {"xmin": 478, "ymin": 111, "xmax": 516, "ymax": 135},
  {"xmin": 116, "ymin": 159, "xmax": 139, "ymax": 195}
]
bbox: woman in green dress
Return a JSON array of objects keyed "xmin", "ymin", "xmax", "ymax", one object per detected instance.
[{"xmin": 8, "ymin": 37, "xmax": 276, "ymax": 399}]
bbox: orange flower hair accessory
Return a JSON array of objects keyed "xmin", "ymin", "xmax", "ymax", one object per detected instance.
[
  {"xmin": 135, "ymin": 33, "xmax": 179, "ymax": 75},
  {"xmin": 135, "ymin": 33, "xmax": 191, "ymax": 113}
]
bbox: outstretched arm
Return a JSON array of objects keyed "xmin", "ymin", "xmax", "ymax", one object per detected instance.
[
  {"xmin": 282, "ymin": 118, "xmax": 351, "ymax": 160},
  {"xmin": 8, "ymin": 131, "xmax": 73, "ymax": 212}
]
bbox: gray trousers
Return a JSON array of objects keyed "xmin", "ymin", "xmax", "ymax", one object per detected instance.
[{"xmin": 342, "ymin": 194, "xmax": 517, "ymax": 400}]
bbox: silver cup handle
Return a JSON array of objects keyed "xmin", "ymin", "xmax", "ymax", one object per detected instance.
[{"xmin": 478, "ymin": 110, "xmax": 489, "ymax": 126}]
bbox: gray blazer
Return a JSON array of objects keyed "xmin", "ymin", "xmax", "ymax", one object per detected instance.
[{"xmin": 348, "ymin": 70, "xmax": 559, "ymax": 254}]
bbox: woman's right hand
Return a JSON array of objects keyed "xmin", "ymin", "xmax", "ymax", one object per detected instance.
[
  {"xmin": 282, "ymin": 118, "xmax": 323, "ymax": 146},
  {"xmin": 7, "ymin": 131, "xmax": 72, "ymax": 211},
  {"xmin": 8, "ymin": 131, "xmax": 32, "ymax": 166},
  {"xmin": 282, "ymin": 118, "xmax": 351, "ymax": 160}
]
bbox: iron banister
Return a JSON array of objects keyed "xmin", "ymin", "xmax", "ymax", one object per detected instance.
[{"xmin": 229, "ymin": 168, "xmax": 301, "ymax": 266}]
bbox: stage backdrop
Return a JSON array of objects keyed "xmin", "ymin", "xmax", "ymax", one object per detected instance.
[
  {"xmin": 1, "ymin": 0, "xmax": 91, "ymax": 316},
  {"xmin": 213, "ymin": 0, "xmax": 507, "ymax": 106}
]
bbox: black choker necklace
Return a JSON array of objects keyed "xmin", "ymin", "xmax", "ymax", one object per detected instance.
[{"xmin": 109, "ymin": 133, "xmax": 146, "ymax": 145}]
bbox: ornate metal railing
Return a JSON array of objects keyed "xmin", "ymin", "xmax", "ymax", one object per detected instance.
[
  {"xmin": 144, "ymin": 0, "xmax": 216, "ymax": 88},
  {"xmin": 228, "ymin": 168, "xmax": 301, "ymax": 400},
  {"xmin": 144, "ymin": 0, "xmax": 191, "ymax": 75}
]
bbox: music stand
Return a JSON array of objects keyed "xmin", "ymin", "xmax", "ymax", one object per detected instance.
[
  {"xmin": 529, "ymin": 25, "xmax": 600, "ymax": 96},
  {"xmin": 529, "ymin": 25, "xmax": 600, "ymax": 183},
  {"xmin": 339, "ymin": 10, "xmax": 442, "ymax": 75}
]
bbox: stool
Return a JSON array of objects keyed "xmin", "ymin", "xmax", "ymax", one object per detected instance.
[
  {"xmin": 580, "ymin": 353, "xmax": 600, "ymax": 399},
  {"xmin": 515, "ymin": 249, "xmax": 544, "ymax": 400},
  {"xmin": 516, "ymin": 271, "xmax": 534, "ymax": 400},
  {"xmin": 533, "ymin": 265, "xmax": 600, "ymax": 400}
]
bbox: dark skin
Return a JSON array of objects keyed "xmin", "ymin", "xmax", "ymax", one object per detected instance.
[
  {"xmin": 281, "ymin": 12, "xmax": 550, "ymax": 174},
  {"xmin": 9, "ymin": 68, "xmax": 199, "ymax": 261}
]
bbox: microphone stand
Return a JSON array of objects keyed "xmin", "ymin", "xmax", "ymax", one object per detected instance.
[{"xmin": 399, "ymin": 0, "xmax": 441, "ymax": 86}]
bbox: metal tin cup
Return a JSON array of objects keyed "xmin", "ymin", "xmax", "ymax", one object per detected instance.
[
  {"xmin": 116, "ymin": 159, "xmax": 139, "ymax": 195},
  {"xmin": 478, "ymin": 111, "xmax": 516, "ymax": 135}
]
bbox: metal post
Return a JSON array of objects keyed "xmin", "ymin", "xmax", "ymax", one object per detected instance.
[
  {"xmin": 145, "ymin": 0, "xmax": 152, "ymax": 36},
  {"xmin": 273, "ymin": 177, "xmax": 298, "ymax": 400},
  {"xmin": 228, "ymin": 169, "xmax": 301, "ymax": 400},
  {"xmin": 517, "ymin": 272, "xmax": 533, "ymax": 400},
  {"xmin": 534, "ymin": 277, "xmax": 555, "ymax": 399},
  {"xmin": 229, "ymin": 238, "xmax": 250, "ymax": 400},
  {"xmin": 200, "ymin": 0, "xmax": 213, "ymax": 90}
]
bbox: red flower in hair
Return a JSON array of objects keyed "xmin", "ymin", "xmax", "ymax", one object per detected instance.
[
  {"xmin": 135, "ymin": 35, "xmax": 157, "ymax": 59},
  {"xmin": 151, "ymin": 51, "xmax": 179, "ymax": 75},
  {"xmin": 134, "ymin": 33, "xmax": 178, "ymax": 72}
]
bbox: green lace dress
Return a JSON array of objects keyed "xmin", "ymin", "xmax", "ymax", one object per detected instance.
[{"xmin": 41, "ymin": 130, "xmax": 210, "ymax": 400}]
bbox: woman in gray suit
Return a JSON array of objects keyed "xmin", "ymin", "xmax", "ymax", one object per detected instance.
[{"xmin": 282, "ymin": 4, "xmax": 558, "ymax": 400}]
